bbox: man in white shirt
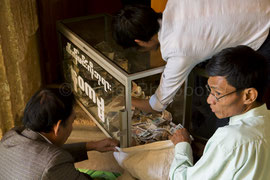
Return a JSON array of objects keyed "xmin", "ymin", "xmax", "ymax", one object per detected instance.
[
  {"xmin": 113, "ymin": 0, "xmax": 270, "ymax": 113},
  {"xmin": 169, "ymin": 45, "xmax": 270, "ymax": 179}
]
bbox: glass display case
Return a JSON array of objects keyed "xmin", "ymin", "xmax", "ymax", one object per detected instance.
[{"xmin": 57, "ymin": 14, "xmax": 186, "ymax": 147}]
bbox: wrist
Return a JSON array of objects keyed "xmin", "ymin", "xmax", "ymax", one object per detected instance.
[{"xmin": 86, "ymin": 141, "xmax": 97, "ymax": 151}]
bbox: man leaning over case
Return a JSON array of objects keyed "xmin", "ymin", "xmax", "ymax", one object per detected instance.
[{"xmin": 112, "ymin": 0, "xmax": 270, "ymax": 113}]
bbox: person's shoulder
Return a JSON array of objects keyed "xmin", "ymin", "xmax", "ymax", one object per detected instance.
[
  {"xmin": 14, "ymin": 135, "xmax": 74, "ymax": 167},
  {"xmin": 213, "ymin": 125, "xmax": 239, "ymax": 138},
  {"xmin": 0, "ymin": 130, "xmax": 74, "ymax": 179},
  {"xmin": 209, "ymin": 124, "xmax": 263, "ymax": 153},
  {"xmin": 38, "ymin": 142, "xmax": 74, "ymax": 165}
]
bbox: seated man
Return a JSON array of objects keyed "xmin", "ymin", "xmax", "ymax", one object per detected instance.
[
  {"xmin": 170, "ymin": 45, "xmax": 270, "ymax": 179},
  {"xmin": 0, "ymin": 88, "xmax": 118, "ymax": 179}
]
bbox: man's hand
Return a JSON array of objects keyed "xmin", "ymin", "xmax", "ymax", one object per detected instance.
[
  {"xmin": 132, "ymin": 97, "xmax": 159, "ymax": 114},
  {"xmin": 86, "ymin": 138, "xmax": 119, "ymax": 152},
  {"xmin": 170, "ymin": 128, "xmax": 192, "ymax": 145}
]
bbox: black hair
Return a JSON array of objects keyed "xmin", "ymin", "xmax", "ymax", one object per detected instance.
[
  {"xmin": 22, "ymin": 88, "xmax": 75, "ymax": 133},
  {"xmin": 206, "ymin": 45, "xmax": 268, "ymax": 102},
  {"xmin": 112, "ymin": 4, "xmax": 162, "ymax": 48}
]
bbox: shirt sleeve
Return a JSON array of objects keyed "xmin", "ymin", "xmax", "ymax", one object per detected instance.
[
  {"xmin": 62, "ymin": 142, "xmax": 88, "ymax": 162},
  {"xmin": 43, "ymin": 151, "xmax": 92, "ymax": 180},
  {"xmin": 169, "ymin": 131, "xmax": 259, "ymax": 180},
  {"xmin": 170, "ymin": 140, "xmax": 233, "ymax": 180},
  {"xmin": 149, "ymin": 56, "xmax": 195, "ymax": 111},
  {"xmin": 169, "ymin": 142, "xmax": 194, "ymax": 180}
]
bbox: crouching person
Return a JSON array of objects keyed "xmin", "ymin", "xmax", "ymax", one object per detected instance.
[
  {"xmin": 170, "ymin": 45, "xmax": 270, "ymax": 179},
  {"xmin": 0, "ymin": 88, "xmax": 118, "ymax": 179}
]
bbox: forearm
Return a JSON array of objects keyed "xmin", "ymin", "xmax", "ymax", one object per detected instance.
[
  {"xmin": 153, "ymin": 56, "xmax": 193, "ymax": 111},
  {"xmin": 86, "ymin": 138, "xmax": 118, "ymax": 152},
  {"xmin": 44, "ymin": 151, "xmax": 92, "ymax": 180},
  {"xmin": 132, "ymin": 97, "xmax": 160, "ymax": 114},
  {"xmin": 63, "ymin": 139, "xmax": 118, "ymax": 162},
  {"xmin": 86, "ymin": 141, "xmax": 99, "ymax": 151},
  {"xmin": 62, "ymin": 142, "xmax": 88, "ymax": 162},
  {"xmin": 169, "ymin": 142, "xmax": 193, "ymax": 180}
]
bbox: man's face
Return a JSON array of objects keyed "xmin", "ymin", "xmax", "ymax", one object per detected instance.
[
  {"xmin": 58, "ymin": 110, "xmax": 76, "ymax": 145},
  {"xmin": 207, "ymin": 76, "xmax": 245, "ymax": 119}
]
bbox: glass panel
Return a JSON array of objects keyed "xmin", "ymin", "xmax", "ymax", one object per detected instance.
[
  {"xmin": 62, "ymin": 14, "xmax": 165, "ymax": 74},
  {"xmin": 61, "ymin": 36, "xmax": 125, "ymax": 141},
  {"xmin": 130, "ymin": 75, "xmax": 185, "ymax": 145}
]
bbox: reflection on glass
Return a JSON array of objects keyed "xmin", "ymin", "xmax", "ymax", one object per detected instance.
[
  {"xmin": 130, "ymin": 77, "xmax": 185, "ymax": 146},
  {"xmin": 63, "ymin": 14, "xmax": 165, "ymax": 74},
  {"xmin": 62, "ymin": 37, "xmax": 125, "ymax": 140},
  {"xmin": 59, "ymin": 14, "xmax": 188, "ymax": 147}
]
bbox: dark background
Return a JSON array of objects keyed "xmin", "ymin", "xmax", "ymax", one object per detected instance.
[{"xmin": 37, "ymin": 0, "xmax": 150, "ymax": 85}]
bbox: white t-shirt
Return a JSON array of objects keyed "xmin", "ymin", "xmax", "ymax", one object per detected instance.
[{"xmin": 149, "ymin": 0, "xmax": 270, "ymax": 111}]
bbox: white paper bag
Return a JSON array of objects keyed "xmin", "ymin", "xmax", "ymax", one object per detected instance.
[{"xmin": 114, "ymin": 140, "xmax": 174, "ymax": 180}]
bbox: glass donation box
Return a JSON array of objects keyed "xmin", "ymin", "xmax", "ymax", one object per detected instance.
[{"xmin": 57, "ymin": 14, "xmax": 186, "ymax": 147}]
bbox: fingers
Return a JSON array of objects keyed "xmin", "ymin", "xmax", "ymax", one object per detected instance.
[
  {"xmin": 170, "ymin": 128, "xmax": 191, "ymax": 145},
  {"xmin": 102, "ymin": 146, "xmax": 119, "ymax": 152},
  {"xmin": 104, "ymin": 138, "xmax": 119, "ymax": 147},
  {"xmin": 95, "ymin": 138, "xmax": 119, "ymax": 152},
  {"xmin": 175, "ymin": 128, "xmax": 189, "ymax": 134}
]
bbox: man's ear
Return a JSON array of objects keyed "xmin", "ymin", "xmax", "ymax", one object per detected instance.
[
  {"xmin": 243, "ymin": 88, "xmax": 258, "ymax": 105},
  {"xmin": 134, "ymin": 39, "xmax": 148, "ymax": 48},
  {"xmin": 53, "ymin": 120, "xmax": 62, "ymax": 136}
]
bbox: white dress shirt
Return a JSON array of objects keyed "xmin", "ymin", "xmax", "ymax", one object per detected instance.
[
  {"xmin": 149, "ymin": 0, "xmax": 270, "ymax": 111},
  {"xmin": 169, "ymin": 104, "xmax": 270, "ymax": 179}
]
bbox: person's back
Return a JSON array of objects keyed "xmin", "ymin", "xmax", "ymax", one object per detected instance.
[
  {"xmin": 113, "ymin": 0, "xmax": 270, "ymax": 113},
  {"xmin": 0, "ymin": 88, "xmax": 118, "ymax": 179},
  {"xmin": 160, "ymin": 0, "xmax": 270, "ymax": 61},
  {"xmin": 0, "ymin": 127, "xmax": 85, "ymax": 179}
]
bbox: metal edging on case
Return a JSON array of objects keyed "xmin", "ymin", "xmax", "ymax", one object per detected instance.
[
  {"xmin": 57, "ymin": 20, "xmax": 166, "ymax": 85},
  {"xmin": 119, "ymin": 109, "xmax": 128, "ymax": 148},
  {"xmin": 57, "ymin": 15, "xmax": 172, "ymax": 147},
  {"xmin": 56, "ymin": 22, "xmax": 129, "ymax": 85},
  {"xmin": 125, "ymin": 79, "xmax": 132, "ymax": 147},
  {"xmin": 60, "ymin": 14, "xmax": 107, "ymax": 24}
]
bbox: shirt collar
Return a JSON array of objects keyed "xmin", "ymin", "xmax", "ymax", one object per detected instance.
[
  {"xmin": 229, "ymin": 104, "xmax": 268, "ymax": 125},
  {"xmin": 37, "ymin": 132, "xmax": 52, "ymax": 144}
]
